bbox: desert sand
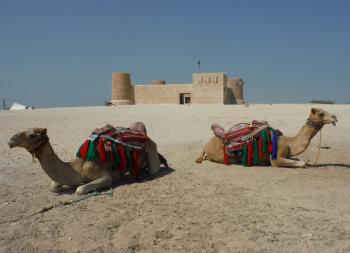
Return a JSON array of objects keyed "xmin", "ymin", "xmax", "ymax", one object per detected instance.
[{"xmin": 1, "ymin": 104, "xmax": 350, "ymax": 253}]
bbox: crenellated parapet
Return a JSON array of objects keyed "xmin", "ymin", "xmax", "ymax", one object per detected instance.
[
  {"xmin": 193, "ymin": 72, "xmax": 226, "ymax": 75},
  {"xmin": 192, "ymin": 72, "xmax": 227, "ymax": 88}
]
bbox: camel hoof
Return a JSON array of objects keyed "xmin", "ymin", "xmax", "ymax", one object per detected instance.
[
  {"xmin": 195, "ymin": 158, "xmax": 202, "ymax": 164},
  {"xmin": 49, "ymin": 181, "xmax": 69, "ymax": 193},
  {"xmin": 49, "ymin": 185, "xmax": 61, "ymax": 193},
  {"xmin": 76, "ymin": 185, "xmax": 90, "ymax": 195},
  {"xmin": 298, "ymin": 161, "xmax": 307, "ymax": 168}
]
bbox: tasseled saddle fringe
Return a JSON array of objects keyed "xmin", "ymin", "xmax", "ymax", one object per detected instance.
[
  {"xmin": 224, "ymin": 128, "xmax": 278, "ymax": 167},
  {"xmin": 77, "ymin": 139, "xmax": 142, "ymax": 177}
]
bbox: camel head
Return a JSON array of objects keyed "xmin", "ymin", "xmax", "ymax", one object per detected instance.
[
  {"xmin": 308, "ymin": 108, "xmax": 338, "ymax": 127},
  {"xmin": 8, "ymin": 128, "xmax": 48, "ymax": 152}
]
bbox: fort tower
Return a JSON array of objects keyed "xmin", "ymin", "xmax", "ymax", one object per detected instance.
[
  {"xmin": 111, "ymin": 72, "xmax": 134, "ymax": 105},
  {"xmin": 227, "ymin": 78, "xmax": 245, "ymax": 104}
]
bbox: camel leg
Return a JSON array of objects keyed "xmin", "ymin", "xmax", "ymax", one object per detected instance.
[
  {"xmin": 271, "ymin": 157, "xmax": 307, "ymax": 168},
  {"xmin": 49, "ymin": 181, "xmax": 73, "ymax": 193},
  {"xmin": 195, "ymin": 150, "xmax": 206, "ymax": 163},
  {"xmin": 147, "ymin": 139, "xmax": 161, "ymax": 175},
  {"xmin": 75, "ymin": 175, "xmax": 112, "ymax": 195}
]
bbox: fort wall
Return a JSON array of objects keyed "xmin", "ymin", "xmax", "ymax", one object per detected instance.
[{"xmin": 134, "ymin": 84, "xmax": 192, "ymax": 104}]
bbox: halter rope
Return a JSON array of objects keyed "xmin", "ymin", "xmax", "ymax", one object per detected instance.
[
  {"xmin": 306, "ymin": 119, "xmax": 323, "ymax": 166},
  {"xmin": 313, "ymin": 129, "xmax": 322, "ymax": 166}
]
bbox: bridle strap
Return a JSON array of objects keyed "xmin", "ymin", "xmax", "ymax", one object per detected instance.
[
  {"xmin": 306, "ymin": 119, "xmax": 324, "ymax": 129},
  {"xmin": 26, "ymin": 135, "xmax": 49, "ymax": 159}
]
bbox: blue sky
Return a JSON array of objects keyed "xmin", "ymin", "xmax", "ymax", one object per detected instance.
[{"xmin": 0, "ymin": 0, "xmax": 349, "ymax": 107}]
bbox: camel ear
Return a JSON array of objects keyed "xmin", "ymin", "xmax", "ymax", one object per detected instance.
[
  {"xmin": 36, "ymin": 128, "xmax": 47, "ymax": 135},
  {"xmin": 311, "ymin": 108, "xmax": 317, "ymax": 114},
  {"xmin": 211, "ymin": 124, "xmax": 225, "ymax": 140}
]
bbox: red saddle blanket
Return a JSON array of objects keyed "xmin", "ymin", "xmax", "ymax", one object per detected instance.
[
  {"xmin": 223, "ymin": 120, "xmax": 278, "ymax": 166},
  {"xmin": 76, "ymin": 124, "xmax": 148, "ymax": 176},
  {"xmin": 225, "ymin": 120, "xmax": 269, "ymax": 152}
]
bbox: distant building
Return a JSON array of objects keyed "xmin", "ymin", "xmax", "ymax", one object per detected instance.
[{"xmin": 111, "ymin": 72, "xmax": 245, "ymax": 105}]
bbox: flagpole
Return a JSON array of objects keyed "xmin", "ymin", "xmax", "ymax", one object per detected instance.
[{"xmin": 197, "ymin": 57, "xmax": 200, "ymax": 72}]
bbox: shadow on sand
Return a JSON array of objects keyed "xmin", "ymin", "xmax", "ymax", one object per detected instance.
[
  {"xmin": 113, "ymin": 165, "xmax": 175, "ymax": 188},
  {"xmin": 56, "ymin": 166, "xmax": 175, "ymax": 195}
]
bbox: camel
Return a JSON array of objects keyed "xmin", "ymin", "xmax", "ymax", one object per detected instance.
[
  {"xmin": 196, "ymin": 108, "xmax": 338, "ymax": 168},
  {"xmin": 8, "ymin": 123, "xmax": 168, "ymax": 195}
]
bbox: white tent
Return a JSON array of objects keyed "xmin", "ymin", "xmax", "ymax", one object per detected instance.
[{"xmin": 9, "ymin": 102, "xmax": 33, "ymax": 111}]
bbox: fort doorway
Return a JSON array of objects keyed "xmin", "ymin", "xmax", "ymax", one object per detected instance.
[{"xmin": 179, "ymin": 93, "xmax": 191, "ymax": 104}]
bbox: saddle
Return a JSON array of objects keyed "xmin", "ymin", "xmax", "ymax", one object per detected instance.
[
  {"xmin": 212, "ymin": 120, "xmax": 279, "ymax": 166},
  {"xmin": 76, "ymin": 122, "xmax": 148, "ymax": 176}
]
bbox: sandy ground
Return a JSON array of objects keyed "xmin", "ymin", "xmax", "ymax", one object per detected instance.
[{"xmin": 0, "ymin": 104, "xmax": 350, "ymax": 253}]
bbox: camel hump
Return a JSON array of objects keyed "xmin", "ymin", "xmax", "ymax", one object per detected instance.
[
  {"xmin": 211, "ymin": 123, "xmax": 225, "ymax": 140},
  {"xmin": 129, "ymin": 122, "xmax": 147, "ymax": 135}
]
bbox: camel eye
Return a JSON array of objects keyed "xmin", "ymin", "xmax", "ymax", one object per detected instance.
[{"xmin": 319, "ymin": 112, "xmax": 324, "ymax": 117}]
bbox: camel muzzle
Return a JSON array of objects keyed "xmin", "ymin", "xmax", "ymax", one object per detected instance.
[
  {"xmin": 8, "ymin": 136, "xmax": 18, "ymax": 148},
  {"xmin": 330, "ymin": 115, "xmax": 338, "ymax": 126},
  {"xmin": 8, "ymin": 141, "xmax": 16, "ymax": 148}
]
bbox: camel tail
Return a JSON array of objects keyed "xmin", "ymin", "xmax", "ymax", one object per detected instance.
[
  {"xmin": 195, "ymin": 150, "xmax": 205, "ymax": 164},
  {"xmin": 158, "ymin": 153, "xmax": 169, "ymax": 168}
]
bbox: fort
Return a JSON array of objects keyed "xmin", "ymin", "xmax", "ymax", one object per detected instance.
[{"xmin": 111, "ymin": 72, "xmax": 245, "ymax": 105}]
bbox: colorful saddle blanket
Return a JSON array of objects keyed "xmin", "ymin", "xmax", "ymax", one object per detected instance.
[
  {"xmin": 224, "ymin": 120, "xmax": 278, "ymax": 166},
  {"xmin": 76, "ymin": 124, "xmax": 148, "ymax": 176}
]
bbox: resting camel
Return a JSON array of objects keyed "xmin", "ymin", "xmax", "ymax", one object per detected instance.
[
  {"xmin": 8, "ymin": 123, "xmax": 168, "ymax": 195},
  {"xmin": 196, "ymin": 108, "xmax": 337, "ymax": 168}
]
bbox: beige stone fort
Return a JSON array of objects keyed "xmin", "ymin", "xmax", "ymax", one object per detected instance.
[{"xmin": 111, "ymin": 72, "xmax": 245, "ymax": 105}]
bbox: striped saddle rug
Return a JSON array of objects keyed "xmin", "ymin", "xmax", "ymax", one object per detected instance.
[
  {"xmin": 223, "ymin": 120, "xmax": 279, "ymax": 166},
  {"xmin": 76, "ymin": 123, "xmax": 148, "ymax": 176}
]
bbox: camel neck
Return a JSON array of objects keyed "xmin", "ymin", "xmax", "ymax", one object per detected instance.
[
  {"xmin": 296, "ymin": 124, "xmax": 321, "ymax": 141},
  {"xmin": 288, "ymin": 124, "xmax": 321, "ymax": 156},
  {"xmin": 35, "ymin": 142, "xmax": 84, "ymax": 185}
]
